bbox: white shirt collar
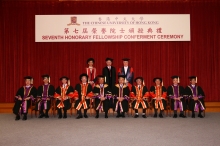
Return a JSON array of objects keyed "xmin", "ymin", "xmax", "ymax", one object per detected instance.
[{"xmin": 62, "ymin": 84, "xmax": 67, "ymax": 88}]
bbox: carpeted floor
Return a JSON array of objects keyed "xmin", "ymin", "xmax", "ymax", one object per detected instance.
[{"xmin": 0, "ymin": 113, "xmax": 220, "ymax": 146}]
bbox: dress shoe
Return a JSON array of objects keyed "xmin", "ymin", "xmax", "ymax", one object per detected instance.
[
  {"xmin": 116, "ymin": 114, "xmax": 120, "ymax": 118},
  {"xmin": 84, "ymin": 115, "xmax": 88, "ymax": 118},
  {"xmin": 142, "ymin": 115, "xmax": 147, "ymax": 118},
  {"xmin": 173, "ymin": 114, "xmax": 177, "ymax": 118},
  {"xmin": 95, "ymin": 115, "xmax": 99, "ymax": 118},
  {"xmin": 15, "ymin": 115, "xmax": 20, "ymax": 121},
  {"xmin": 198, "ymin": 114, "xmax": 204, "ymax": 118},
  {"xmin": 153, "ymin": 114, "xmax": 157, "ymax": 118},
  {"xmin": 179, "ymin": 114, "xmax": 186, "ymax": 118},
  {"xmin": 38, "ymin": 114, "xmax": 45, "ymax": 118},
  {"xmin": 159, "ymin": 114, "xmax": 163, "ymax": 118},
  {"xmin": 105, "ymin": 115, "xmax": 108, "ymax": 118},
  {"xmin": 76, "ymin": 115, "xmax": 83, "ymax": 119},
  {"xmin": 134, "ymin": 115, "xmax": 139, "ymax": 118},
  {"xmin": 45, "ymin": 114, "xmax": 49, "ymax": 118},
  {"xmin": 22, "ymin": 115, "xmax": 27, "ymax": 121}
]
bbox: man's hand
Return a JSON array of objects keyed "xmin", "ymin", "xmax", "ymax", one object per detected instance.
[
  {"xmin": 24, "ymin": 97, "xmax": 30, "ymax": 101},
  {"xmin": 156, "ymin": 97, "xmax": 161, "ymax": 100},
  {"xmin": 64, "ymin": 96, "xmax": 69, "ymax": 100},
  {"xmin": 47, "ymin": 98, "xmax": 50, "ymax": 101},
  {"xmin": 86, "ymin": 96, "xmax": 90, "ymax": 99},
  {"xmin": 119, "ymin": 97, "xmax": 124, "ymax": 102},
  {"xmin": 193, "ymin": 97, "xmax": 198, "ymax": 101},
  {"xmin": 18, "ymin": 97, "xmax": 22, "ymax": 101},
  {"xmin": 101, "ymin": 97, "xmax": 105, "ymax": 101}
]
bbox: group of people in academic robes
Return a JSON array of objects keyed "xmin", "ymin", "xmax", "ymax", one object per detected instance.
[{"xmin": 13, "ymin": 58, "xmax": 205, "ymax": 120}]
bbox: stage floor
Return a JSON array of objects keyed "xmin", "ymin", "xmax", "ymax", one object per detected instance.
[{"xmin": 0, "ymin": 113, "xmax": 220, "ymax": 146}]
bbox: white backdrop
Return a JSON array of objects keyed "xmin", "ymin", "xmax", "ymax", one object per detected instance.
[{"xmin": 35, "ymin": 14, "xmax": 190, "ymax": 42}]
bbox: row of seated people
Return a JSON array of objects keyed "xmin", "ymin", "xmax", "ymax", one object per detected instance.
[{"xmin": 13, "ymin": 74, "xmax": 205, "ymax": 121}]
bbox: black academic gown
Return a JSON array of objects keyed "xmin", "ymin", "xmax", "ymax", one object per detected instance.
[
  {"xmin": 167, "ymin": 85, "xmax": 186, "ymax": 111},
  {"xmin": 113, "ymin": 84, "xmax": 130, "ymax": 113},
  {"xmin": 93, "ymin": 84, "xmax": 112, "ymax": 112},
  {"xmin": 36, "ymin": 84, "xmax": 55, "ymax": 111},
  {"xmin": 13, "ymin": 86, "xmax": 37, "ymax": 115},
  {"xmin": 185, "ymin": 85, "xmax": 205, "ymax": 111},
  {"xmin": 102, "ymin": 66, "xmax": 116, "ymax": 89},
  {"xmin": 118, "ymin": 67, "xmax": 134, "ymax": 85},
  {"xmin": 55, "ymin": 86, "xmax": 74, "ymax": 110}
]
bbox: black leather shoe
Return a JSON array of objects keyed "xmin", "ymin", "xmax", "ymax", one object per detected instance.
[
  {"xmin": 105, "ymin": 115, "xmax": 108, "ymax": 118},
  {"xmin": 142, "ymin": 115, "xmax": 147, "ymax": 118},
  {"xmin": 58, "ymin": 115, "xmax": 62, "ymax": 119},
  {"xmin": 63, "ymin": 115, "xmax": 67, "ymax": 119},
  {"xmin": 15, "ymin": 115, "xmax": 20, "ymax": 121},
  {"xmin": 192, "ymin": 113, "xmax": 195, "ymax": 118},
  {"xmin": 116, "ymin": 114, "xmax": 120, "ymax": 118},
  {"xmin": 84, "ymin": 115, "xmax": 88, "ymax": 118},
  {"xmin": 45, "ymin": 114, "xmax": 49, "ymax": 118},
  {"xmin": 179, "ymin": 114, "xmax": 186, "ymax": 118},
  {"xmin": 38, "ymin": 114, "xmax": 45, "ymax": 118},
  {"xmin": 153, "ymin": 114, "xmax": 157, "ymax": 118},
  {"xmin": 76, "ymin": 115, "xmax": 83, "ymax": 119},
  {"xmin": 134, "ymin": 115, "xmax": 139, "ymax": 118},
  {"xmin": 22, "ymin": 115, "xmax": 27, "ymax": 121},
  {"xmin": 173, "ymin": 114, "xmax": 177, "ymax": 118},
  {"xmin": 198, "ymin": 114, "xmax": 204, "ymax": 118},
  {"xmin": 95, "ymin": 115, "xmax": 99, "ymax": 118},
  {"xmin": 159, "ymin": 114, "xmax": 163, "ymax": 118}
]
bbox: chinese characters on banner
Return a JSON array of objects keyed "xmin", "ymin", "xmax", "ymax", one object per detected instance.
[{"xmin": 35, "ymin": 14, "xmax": 190, "ymax": 42}]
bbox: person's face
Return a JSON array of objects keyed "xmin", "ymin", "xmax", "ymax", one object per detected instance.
[
  {"xmin": 136, "ymin": 79, "xmax": 142, "ymax": 85},
  {"xmin": 43, "ymin": 77, "xmax": 49, "ymax": 84},
  {"xmin": 62, "ymin": 79, "xmax": 67, "ymax": 84},
  {"xmin": 106, "ymin": 60, "xmax": 112, "ymax": 66},
  {"xmin": 190, "ymin": 79, "xmax": 196, "ymax": 85},
  {"xmin": 173, "ymin": 78, "xmax": 178, "ymax": 85},
  {"xmin": 123, "ymin": 61, "xmax": 128, "ymax": 67},
  {"xmin": 81, "ymin": 76, "xmax": 87, "ymax": 83},
  {"xmin": 155, "ymin": 79, "xmax": 161, "ymax": 86},
  {"xmin": 88, "ymin": 61, "xmax": 93, "ymax": 67},
  {"xmin": 119, "ymin": 77, "xmax": 125, "ymax": 84},
  {"xmin": 99, "ymin": 78, "xmax": 104, "ymax": 84},
  {"xmin": 25, "ymin": 79, "xmax": 31, "ymax": 86}
]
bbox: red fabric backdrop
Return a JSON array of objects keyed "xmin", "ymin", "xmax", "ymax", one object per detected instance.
[{"xmin": 0, "ymin": 0, "xmax": 220, "ymax": 102}]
